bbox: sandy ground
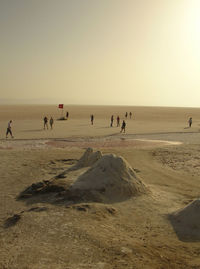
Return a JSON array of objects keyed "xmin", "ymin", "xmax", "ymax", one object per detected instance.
[
  {"xmin": 0, "ymin": 104, "xmax": 200, "ymax": 139},
  {"xmin": 1, "ymin": 105, "xmax": 200, "ymax": 269}
]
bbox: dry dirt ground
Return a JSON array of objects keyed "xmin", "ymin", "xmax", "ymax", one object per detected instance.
[{"xmin": 1, "ymin": 140, "xmax": 200, "ymax": 269}]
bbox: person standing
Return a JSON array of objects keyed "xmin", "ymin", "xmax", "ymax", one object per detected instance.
[
  {"xmin": 6, "ymin": 120, "xmax": 14, "ymax": 138},
  {"xmin": 188, "ymin": 117, "xmax": 192, "ymax": 127},
  {"xmin": 125, "ymin": 112, "xmax": 128, "ymax": 119},
  {"xmin": 120, "ymin": 120, "xmax": 126, "ymax": 133},
  {"xmin": 50, "ymin": 117, "xmax": 54, "ymax": 129},
  {"xmin": 129, "ymin": 112, "xmax": 132, "ymax": 119},
  {"xmin": 43, "ymin": 116, "xmax": 48, "ymax": 130},
  {"xmin": 66, "ymin": 111, "xmax": 69, "ymax": 119},
  {"xmin": 90, "ymin": 114, "xmax": 94, "ymax": 125},
  {"xmin": 110, "ymin": 115, "xmax": 114, "ymax": 127},
  {"xmin": 117, "ymin": 116, "xmax": 120, "ymax": 127}
]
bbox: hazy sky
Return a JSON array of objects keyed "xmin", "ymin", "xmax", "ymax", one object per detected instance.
[{"xmin": 1, "ymin": 0, "xmax": 200, "ymax": 106}]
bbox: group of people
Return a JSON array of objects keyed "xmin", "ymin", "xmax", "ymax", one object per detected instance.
[
  {"xmin": 43, "ymin": 116, "xmax": 54, "ymax": 130},
  {"xmin": 4, "ymin": 114, "xmax": 194, "ymax": 139},
  {"xmin": 110, "ymin": 115, "xmax": 127, "ymax": 132},
  {"xmin": 43, "ymin": 112, "xmax": 69, "ymax": 129},
  {"xmin": 125, "ymin": 112, "xmax": 132, "ymax": 119},
  {"xmin": 90, "ymin": 114, "xmax": 129, "ymax": 133},
  {"xmin": 5, "ymin": 116, "xmax": 55, "ymax": 139}
]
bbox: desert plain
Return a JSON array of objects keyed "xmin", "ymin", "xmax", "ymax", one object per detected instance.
[{"xmin": 1, "ymin": 105, "xmax": 200, "ymax": 269}]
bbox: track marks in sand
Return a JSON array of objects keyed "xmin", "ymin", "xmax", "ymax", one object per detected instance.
[{"xmin": 152, "ymin": 144, "xmax": 200, "ymax": 176}]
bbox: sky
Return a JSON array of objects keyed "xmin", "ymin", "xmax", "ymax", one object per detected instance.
[{"xmin": 1, "ymin": 0, "xmax": 200, "ymax": 106}]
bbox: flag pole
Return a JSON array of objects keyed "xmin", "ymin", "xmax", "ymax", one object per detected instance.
[{"xmin": 58, "ymin": 104, "xmax": 64, "ymax": 119}]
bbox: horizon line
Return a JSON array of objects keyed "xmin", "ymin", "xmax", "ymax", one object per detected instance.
[{"xmin": 0, "ymin": 103, "xmax": 200, "ymax": 109}]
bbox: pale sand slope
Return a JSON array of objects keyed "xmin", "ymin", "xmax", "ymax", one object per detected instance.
[{"xmin": 1, "ymin": 105, "xmax": 200, "ymax": 268}]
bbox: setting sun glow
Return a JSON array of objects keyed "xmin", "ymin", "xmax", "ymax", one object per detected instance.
[{"xmin": 1, "ymin": 0, "xmax": 200, "ymax": 107}]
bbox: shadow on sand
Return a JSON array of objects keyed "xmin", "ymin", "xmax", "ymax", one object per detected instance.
[
  {"xmin": 16, "ymin": 179, "xmax": 133, "ymax": 207},
  {"xmin": 3, "ymin": 206, "xmax": 48, "ymax": 228},
  {"xmin": 21, "ymin": 129, "xmax": 44, "ymax": 133}
]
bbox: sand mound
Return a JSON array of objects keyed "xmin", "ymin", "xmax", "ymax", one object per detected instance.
[
  {"xmin": 69, "ymin": 154, "xmax": 148, "ymax": 203},
  {"xmin": 75, "ymin": 148, "xmax": 102, "ymax": 168},
  {"xmin": 170, "ymin": 199, "xmax": 200, "ymax": 241},
  {"xmin": 171, "ymin": 199, "xmax": 200, "ymax": 228},
  {"xmin": 18, "ymin": 150, "xmax": 148, "ymax": 204}
]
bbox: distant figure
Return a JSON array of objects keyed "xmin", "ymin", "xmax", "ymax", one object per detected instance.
[
  {"xmin": 110, "ymin": 115, "xmax": 114, "ymax": 127},
  {"xmin": 125, "ymin": 112, "xmax": 128, "ymax": 119},
  {"xmin": 121, "ymin": 120, "xmax": 126, "ymax": 133},
  {"xmin": 90, "ymin": 114, "xmax": 94, "ymax": 125},
  {"xmin": 117, "ymin": 116, "xmax": 120, "ymax": 127},
  {"xmin": 6, "ymin": 120, "xmax": 14, "ymax": 138},
  {"xmin": 129, "ymin": 112, "xmax": 132, "ymax": 119},
  {"xmin": 66, "ymin": 111, "xmax": 69, "ymax": 119},
  {"xmin": 188, "ymin": 117, "xmax": 192, "ymax": 127},
  {"xmin": 50, "ymin": 117, "xmax": 54, "ymax": 129},
  {"xmin": 43, "ymin": 116, "xmax": 48, "ymax": 130}
]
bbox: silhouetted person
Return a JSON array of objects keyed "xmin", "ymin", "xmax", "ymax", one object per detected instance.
[
  {"xmin": 66, "ymin": 111, "xmax": 69, "ymax": 119},
  {"xmin": 188, "ymin": 117, "xmax": 192, "ymax": 127},
  {"xmin": 121, "ymin": 120, "xmax": 126, "ymax": 133},
  {"xmin": 125, "ymin": 112, "xmax": 128, "ymax": 119},
  {"xmin": 44, "ymin": 116, "xmax": 48, "ymax": 130},
  {"xmin": 110, "ymin": 115, "xmax": 114, "ymax": 127},
  {"xmin": 6, "ymin": 120, "xmax": 14, "ymax": 138},
  {"xmin": 117, "ymin": 116, "xmax": 120, "ymax": 127},
  {"xmin": 91, "ymin": 114, "xmax": 94, "ymax": 125},
  {"xmin": 129, "ymin": 112, "xmax": 132, "ymax": 119},
  {"xmin": 50, "ymin": 117, "xmax": 54, "ymax": 129}
]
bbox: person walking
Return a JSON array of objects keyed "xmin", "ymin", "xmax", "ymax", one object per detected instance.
[
  {"xmin": 6, "ymin": 120, "xmax": 14, "ymax": 138},
  {"xmin": 117, "ymin": 116, "xmax": 120, "ymax": 127},
  {"xmin": 110, "ymin": 115, "xmax": 114, "ymax": 127},
  {"xmin": 90, "ymin": 114, "xmax": 94, "ymax": 125},
  {"xmin": 120, "ymin": 120, "xmax": 126, "ymax": 133},
  {"xmin": 43, "ymin": 116, "xmax": 48, "ymax": 130},
  {"xmin": 125, "ymin": 112, "xmax": 128, "ymax": 119},
  {"xmin": 129, "ymin": 112, "xmax": 132, "ymax": 119},
  {"xmin": 50, "ymin": 117, "xmax": 54, "ymax": 129},
  {"xmin": 66, "ymin": 111, "xmax": 69, "ymax": 119}
]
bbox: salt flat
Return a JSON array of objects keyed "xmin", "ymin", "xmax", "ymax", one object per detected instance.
[
  {"xmin": 0, "ymin": 105, "xmax": 200, "ymax": 140},
  {"xmin": 1, "ymin": 105, "xmax": 200, "ymax": 269}
]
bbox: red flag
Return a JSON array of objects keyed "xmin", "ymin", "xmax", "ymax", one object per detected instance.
[{"xmin": 58, "ymin": 104, "xmax": 63, "ymax": 109}]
